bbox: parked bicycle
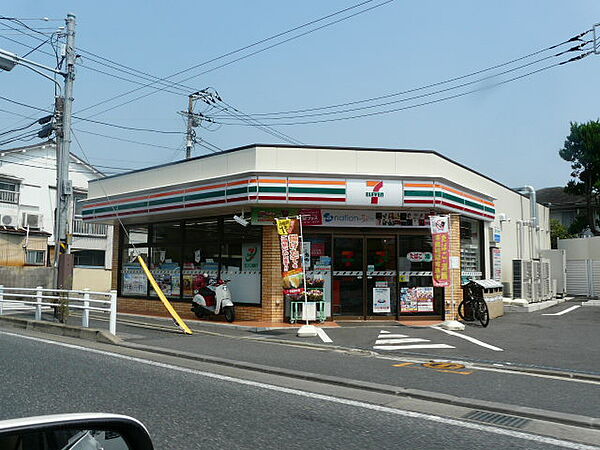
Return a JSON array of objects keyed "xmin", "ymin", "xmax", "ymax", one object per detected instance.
[{"xmin": 458, "ymin": 289, "xmax": 490, "ymax": 327}]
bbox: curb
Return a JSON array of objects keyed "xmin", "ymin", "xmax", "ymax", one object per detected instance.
[
  {"xmin": 110, "ymin": 315, "xmax": 600, "ymax": 382},
  {"xmin": 0, "ymin": 316, "xmax": 122, "ymax": 345},
  {"xmin": 117, "ymin": 339, "xmax": 599, "ymax": 431}
]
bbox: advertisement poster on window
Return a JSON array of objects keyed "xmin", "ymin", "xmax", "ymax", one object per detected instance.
[
  {"xmin": 150, "ymin": 262, "xmax": 180, "ymax": 297},
  {"xmin": 430, "ymin": 215, "xmax": 451, "ymax": 287},
  {"xmin": 122, "ymin": 265, "xmax": 147, "ymax": 296},
  {"xmin": 492, "ymin": 247, "xmax": 502, "ymax": 281},
  {"xmin": 400, "ymin": 287, "xmax": 434, "ymax": 312},
  {"xmin": 242, "ymin": 243, "xmax": 261, "ymax": 271},
  {"xmin": 372, "ymin": 287, "xmax": 391, "ymax": 313},
  {"xmin": 275, "ymin": 217, "xmax": 305, "ymax": 302}
]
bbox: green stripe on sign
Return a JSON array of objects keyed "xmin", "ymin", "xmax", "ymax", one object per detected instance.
[
  {"xmin": 227, "ymin": 187, "xmax": 247, "ymax": 195},
  {"xmin": 288, "ymin": 187, "xmax": 345, "ymax": 195},
  {"xmin": 248, "ymin": 186, "xmax": 258, "ymax": 193},
  {"xmin": 441, "ymin": 191, "xmax": 465, "ymax": 205},
  {"xmin": 259, "ymin": 186, "xmax": 286, "ymax": 193},
  {"xmin": 91, "ymin": 200, "xmax": 148, "ymax": 215},
  {"xmin": 185, "ymin": 190, "xmax": 226, "ymax": 201},
  {"xmin": 404, "ymin": 190, "xmax": 434, "ymax": 197},
  {"xmin": 149, "ymin": 195, "xmax": 184, "ymax": 207},
  {"xmin": 485, "ymin": 206, "xmax": 495, "ymax": 213},
  {"xmin": 464, "ymin": 198, "xmax": 484, "ymax": 211}
]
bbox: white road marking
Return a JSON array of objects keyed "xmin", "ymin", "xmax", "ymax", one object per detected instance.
[
  {"xmin": 432, "ymin": 326, "xmax": 503, "ymax": 352},
  {"xmin": 374, "ymin": 344, "xmax": 455, "ymax": 350},
  {"xmin": 376, "ymin": 334, "xmax": 409, "ymax": 339},
  {"xmin": 315, "ymin": 327, "xmax": 333, "ymax": 343},
  {"xmin": 1, "ymin": 330, "xmax": 591, "ymax": 450},
  {"xmin": 379, "ymin": 330, "xmax": 390, "ymax": 334},
  {"xmin": 375, "ymin": 338, "xmax": 429, "ymax": 345},
  {"xmin": 542, "ymin": 305, "xmax": 581, "ymax": 316}
]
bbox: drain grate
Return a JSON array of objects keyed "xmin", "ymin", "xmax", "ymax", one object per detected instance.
[{"xmin": 463, "ymin": 410, "xmax": 531, "ymax": 429}]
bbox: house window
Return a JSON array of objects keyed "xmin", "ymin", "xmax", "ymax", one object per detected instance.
[
  {"xmin": 0, "ymin": 178, "xmax": 19, "ymax": 204},
  {"xmin": 73, "ymin": 250, "xmax": 105, "ymax": 267},
  {"xmin": 25, "ymin": 250, "xmax": 45, "ymax": 265}
]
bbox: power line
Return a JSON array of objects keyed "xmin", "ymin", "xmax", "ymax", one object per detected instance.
[
  {"xmin": 215, "ymin": 54, "xmax": 593, "ymax": 126},
  {"xmin": 214, "ymin": 32, "xmax": 593, "ymax": 121},
  {"xmin": 217, "ymin": 43, "xmax": 590, "ymax": 122},
  {"xmin": 73, "ymin": 0, "xmax": 394, "ymax": 117},
  {"xmin": 73, "ymin": 128, "xmax": 184, "ymax": 151}
]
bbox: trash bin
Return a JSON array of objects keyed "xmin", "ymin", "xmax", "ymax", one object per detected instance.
[{"xmin": 463, "ymin": 279, "xmax": 504, "ymax": 319}]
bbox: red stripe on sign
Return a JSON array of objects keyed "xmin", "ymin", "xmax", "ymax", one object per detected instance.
[
  {"xmin": 227, "ymin": 197, "xmax": 249, "ymax": 203},
  {"xmin": 404, "ymin": 199, "xmax": 435, "ymax": 204},
  {"xmin": 257, "ymin": 196, "xmax": 287, "ymax": 201},
  {"xmin": 436, "ymin": 200, "xmax": 493, "ymax": 218}
]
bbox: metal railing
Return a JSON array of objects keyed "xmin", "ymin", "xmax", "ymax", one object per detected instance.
[
  {"xmin": 0, "ymin": 285, "xmax": 117, "ymax": 335},
  {"xmin": 0, "ymin": 189, "xmax": 19, "ymax": 204},
  {"xmin": 72, "ymin": 218, "xmax": 108, "ymax": 236}
]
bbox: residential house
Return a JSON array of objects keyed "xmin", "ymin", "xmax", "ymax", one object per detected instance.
[
  {"xmin": 537, "ymin": 186, "xmax": 598, "ymax": 233},
  {"xmin": 0, "ymin": 141, "xmax": 113, "ymax": 290}
]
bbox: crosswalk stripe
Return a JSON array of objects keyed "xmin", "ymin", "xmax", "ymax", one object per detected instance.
[
  {"xmin": 375, "ymin": 338, "xmax": 429, "ymax": 345},
  {"xmin": 373, "ymin": 344, "xmax": 455, "ymax": 350},
  {"xmin": 376, "ymin": 334, "xmax": 409, "ymax": 339}
]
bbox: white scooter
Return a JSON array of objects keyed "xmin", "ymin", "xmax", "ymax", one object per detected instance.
[{"xmin": 191, "ymin": 274, "xmax": 235, "ymax": 322}]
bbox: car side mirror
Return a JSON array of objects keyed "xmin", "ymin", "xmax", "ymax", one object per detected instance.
[{"xmin": 0, "ymin": 413, "xmax": 154, "ymax": 450}]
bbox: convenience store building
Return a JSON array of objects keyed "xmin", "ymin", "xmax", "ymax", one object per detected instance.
[{"xmin": 81, "ymin": 144, "xmax": 550, "ymax": 323}]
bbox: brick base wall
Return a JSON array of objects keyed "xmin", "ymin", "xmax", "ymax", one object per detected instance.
[{"xmin": 443, "ymin": 214, "xmax": 463, "ymax": 320}]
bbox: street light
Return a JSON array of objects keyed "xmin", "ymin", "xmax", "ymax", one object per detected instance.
[{"xmin": 0, "ymin": 13, "xmax": 77, "ymax": 290}]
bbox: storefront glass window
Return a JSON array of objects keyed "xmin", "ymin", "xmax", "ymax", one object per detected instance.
[
  {"xmin": 149, "ymin": 246, "xmax": 181, "ymax": 297},
  {"xmin": 121, "ymin": 247, "xmax": 148, "ymax": 296},
  {"xmin": 182, "ymin": 219, "xmax": 221, "ymax": 297},
  {"xmin": 397, "ymin": 233, "xmax": 440, "ymax": 314},
  {"xmin": 123, "ymin": 225, "xmax": 148, "ymax": 246},
  {"xmin": 460, "ymin": 217, "xmax": 482, "ymax": 282},
  {"xmin": 152, "ymin": 222, "xmax": 183, "ymax": 244},
  {"xmin": 220, "ymin": 219, "xmax": 262, "ymax": 305},
  {"xmin": 303, "ymin": 234, "xmax": 332, "ymax": 317}
]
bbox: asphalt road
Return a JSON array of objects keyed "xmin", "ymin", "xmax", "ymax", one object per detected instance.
[{"xmin": 0, "ymin": 330, "xmax": 596, "ymax": 449}]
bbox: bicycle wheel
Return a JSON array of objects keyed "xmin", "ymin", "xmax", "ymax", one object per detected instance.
[
  {"xmin": 475, "ymin": 299, "xmax": 490, "ymax": 327},
  {"xmin": 457, "ymin": 299, "xmax": 475, "ymax": 322}
]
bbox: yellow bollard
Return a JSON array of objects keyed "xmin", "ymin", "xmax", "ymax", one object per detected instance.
[{"xmin": 137, "ymin": 255, "xmax": 192, "ymax": 335}]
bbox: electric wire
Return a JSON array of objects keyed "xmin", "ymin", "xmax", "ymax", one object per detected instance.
[
  {"xmin": 214, "ymin": 40, "xmax": 592, "ymax": 122},
  {"xmin": 72, "ymin": 0, "xmax": 394, "ymax": 117},
  {"xmin": 216, "ymin": 54, "xmax": 593, "ymax": 126}
]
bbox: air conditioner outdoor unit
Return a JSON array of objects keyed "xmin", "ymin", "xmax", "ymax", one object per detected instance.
[
  {"xmin": 1, "ymin": 213, "xmax": 18, "ymax": 227},
  {"xmin": 22, "ymin": 212, "xmax": 42, "ymax": 229},
  {"xmin": 513, "ymin": 259, "xmax": 533, "ymax": 300}
]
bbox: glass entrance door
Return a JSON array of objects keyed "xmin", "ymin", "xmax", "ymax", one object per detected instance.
[
  {"xmin": 332, "ymin": 237, "xmax": 363, "ymax": 317},
  {"xmin": 332, "ymin": 236, "xmax": 397, "ymax": 318},
  {"xmin": 366, "ymin": 237, "xmax": 397, "ymax": 317}
]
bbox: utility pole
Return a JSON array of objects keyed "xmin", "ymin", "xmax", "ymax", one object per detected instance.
[
  {"xmin": 185, "ymin": 94, "xmax": 197, "ymax": 159},
  {"xmin": 181, "ymin": 89, "xmax": 221, "ymax": 159},
  {"xmin": 54, "ymin": 13, "xmax": 76, "ymax": 289}
]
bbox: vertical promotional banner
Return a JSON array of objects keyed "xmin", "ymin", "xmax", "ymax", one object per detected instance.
[
  {"xmin": 275, "ymin": 217, "xmax": 305, "ymax": 302},
  {"xmin": 430, "ymin": 215, "xmax": 451, "ymax": 287}
]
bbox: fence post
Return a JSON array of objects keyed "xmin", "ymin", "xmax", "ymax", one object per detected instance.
[
  {"xmin": 82, "ymin": 288, "xmax": 90, "ymax": 328},
  {"xmin": 109, "ymin": 290, "xmax": 117, "ymax": 335},
  {"xmin": 0, "ymin": 285, "xmax": 3, "ymax": 316},
  {"xmin": 35, "ymin": 286, "xmax": 43, "ymax": 321}
]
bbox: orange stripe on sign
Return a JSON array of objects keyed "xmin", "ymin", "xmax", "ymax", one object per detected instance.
[
  {"xmin": 226, "ymin": 179, "xmax": 249, "ymax": 187},
  {"xmin": 288, "ymin": 179, "xmax": 346, "ymax": 185},
  {"xmin": 404, "ymin": 183, "xmax": 434, "ymax": 188},
  {"xmin": 258, "ymin": 178, "xmax": 286, "ymax": 183},
  {"xmin": 186, "ymin": 183, "xmax": 227, "ymax": 193},
  {"xmin": 437, "ymin": 184, "xmax": 493, "ymax": 206},
  {"xmin": 366, "ymin": 180, "xmax": 381, "ymax": 187}
]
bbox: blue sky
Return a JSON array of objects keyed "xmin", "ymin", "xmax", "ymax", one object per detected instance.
[{"xmin": 1, "ymin": 1, "xmax": 599, "ymax": 189}]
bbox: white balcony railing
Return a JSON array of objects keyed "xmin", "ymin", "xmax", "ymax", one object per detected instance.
[
  {"xmin": 72, "ymin": 218, "xmax": 107, "ymax": 236},
  {"xmin": 0, "ymin": 189, "xmax": 19, "ymax": 204}
]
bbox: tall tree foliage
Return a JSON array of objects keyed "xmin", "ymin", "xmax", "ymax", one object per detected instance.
[{"xmin": 559, "ymin": 120, "xmax": 600, "ymax": 235}]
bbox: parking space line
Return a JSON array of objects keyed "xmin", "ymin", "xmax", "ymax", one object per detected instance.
[
  {"xmin": 432, "ymin": 326, "xmax": 504, "ymax": 352},
  {"xmin": 375, "ymin": 338, "xmax": 428, "ymax": 345},
  {"xmin": 377, "ymin": 334, "xmax": 410, "ymax": 339},
  {"xmin": 374, "ymin": 344, "xmax": 455, "ymax": 350},
  {"xmin": 316, "ymin": 327, "xmax": 333, "ymax": 343},
  {"xmin": 542, "ymin": 305, "xmax": 581, "ymax": 316}
]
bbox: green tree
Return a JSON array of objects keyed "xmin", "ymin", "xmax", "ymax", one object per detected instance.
[
  {"xmin": 550, "ymin": 218, "xmax": 572, "ymax": 248},
  {"xmin": 559, "ymin": 120, "xmax": 600, "ymax": 235}
]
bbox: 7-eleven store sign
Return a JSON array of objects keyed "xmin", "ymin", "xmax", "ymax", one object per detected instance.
[{"xmin": 347, "ymin": 179, "xmax": 403, "ymax": 206}]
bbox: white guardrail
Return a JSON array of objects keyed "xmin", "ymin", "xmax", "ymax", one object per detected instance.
[{"xmin": 0, "ymin": 285, "xmax": 117, "ymax": 335}]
